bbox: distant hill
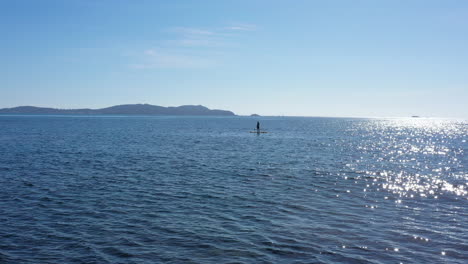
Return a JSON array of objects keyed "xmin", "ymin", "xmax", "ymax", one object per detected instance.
[{"xmin": 0, "ymin": 104, "xmax": 236, "ymax": 116}]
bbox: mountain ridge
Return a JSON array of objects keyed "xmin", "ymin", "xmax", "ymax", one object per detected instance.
[{"xmin": 0, "ymin": 104, "xmax": 236, "ymax": 116}]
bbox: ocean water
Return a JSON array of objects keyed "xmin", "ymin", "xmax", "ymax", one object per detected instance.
[{"xmin": 0, "ymin": 115, "xmax": 466, "ymax": 264}]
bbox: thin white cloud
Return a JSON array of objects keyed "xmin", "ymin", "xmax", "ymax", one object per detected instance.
[
  {"xmin": 169, "ymin": 23, "xmax": 257, "ymax": 46},
  {"xmin": 170, "ymin": 27, "xmax": 215, "ymax": 36},
  {"xmin": 225, "ymin": 23, "xmax": 257, "ymax": 31},
  {"xmin": 131, "ymin": 49, "xmax": 216, "ymax": 69},
  {"xmin": 130, "ymin": 23, "xmax": 257, "ymax": 69},
  {"xmin": 167, "ymin": 37, "xmax": 229, "ymax": 48},
  {"xmin": 144, "ymin": 49, "xmax": 156, "ymax": 56},
  {"xmin": 161, "ymin": 27, "xmax": 222, "ymax": 48}
]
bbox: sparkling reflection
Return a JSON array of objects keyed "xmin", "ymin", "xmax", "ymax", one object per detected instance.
[{"xmin": 345, "ymin": 118, "xmax": 467, "ymax": 200}]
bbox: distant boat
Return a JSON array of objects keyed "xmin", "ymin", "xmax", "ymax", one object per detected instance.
[{"xmin": 411, "ymin": 115, "xmax": 420, "ymax": 118}]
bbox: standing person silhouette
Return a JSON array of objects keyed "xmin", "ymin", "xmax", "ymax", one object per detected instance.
[{"xmin": 256, "ymin": 121, "xmax": 260, "ymax": 131}]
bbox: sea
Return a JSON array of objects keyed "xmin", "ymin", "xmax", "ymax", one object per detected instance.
[{"xmin": 0, "ymin": 115, "xmax": 466, "ymax": 264}]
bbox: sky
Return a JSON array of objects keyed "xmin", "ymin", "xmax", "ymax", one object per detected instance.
[{"xmin": 1, "ymin": 0, "xmax": 467, "ymax": 117}]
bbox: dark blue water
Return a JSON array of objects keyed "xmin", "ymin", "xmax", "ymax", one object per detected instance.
[{"xmin": 0, "ymin": 116, "xmax": 466, "ymax": 263}]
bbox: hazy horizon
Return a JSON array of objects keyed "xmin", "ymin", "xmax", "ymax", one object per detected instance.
[
  {"xmin": 2, "ymin": 0, "xmax": 467, "ymax": 118},
  {"xmin": 1, "ymin": 103, "xmax": 467, "ymax": 119}
]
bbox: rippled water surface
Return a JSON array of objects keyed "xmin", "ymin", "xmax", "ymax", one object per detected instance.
[{"xmin": 0, "ymin": 116, "xmax": 466, "ymax": 263}]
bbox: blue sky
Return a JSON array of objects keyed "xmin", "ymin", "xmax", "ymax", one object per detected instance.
[{"xmin": 1, "ymin": 0, "xmax": 467, "ymax": 117}]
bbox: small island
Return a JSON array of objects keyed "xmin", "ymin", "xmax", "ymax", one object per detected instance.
[{"xmin": 0, "ymin": 104, "xmax": 236, "ymax": 116}]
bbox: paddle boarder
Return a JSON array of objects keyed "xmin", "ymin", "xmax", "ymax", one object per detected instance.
[{"xmin": 256, "ymin": 121, "xmax": 260, "ymax": 131}]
